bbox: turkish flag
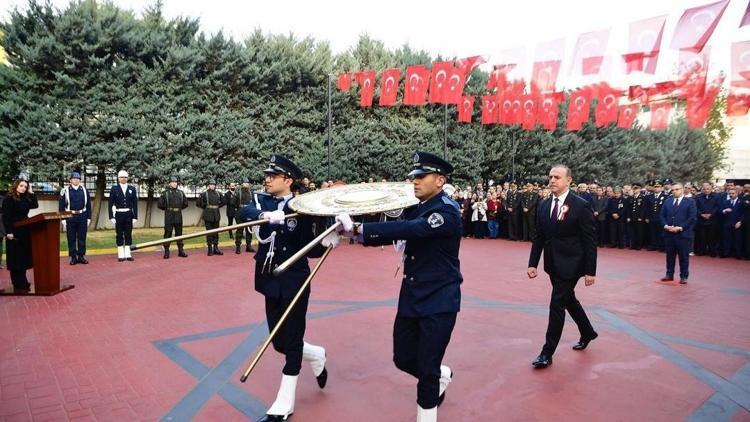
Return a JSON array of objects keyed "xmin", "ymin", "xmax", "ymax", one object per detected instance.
[
  {"xmin": 458, "ymin": 96, "xmax": 475, "ymax": 123},
  {"xmin": 531, "ymin": 61, "xmax": 562, "ymax": 94},
  {"xmin": 650, "ymin": 102, "xmax": 672, "ymax": 130},
  {"xmin": 337, "ymin": 73, "xmax": 352, "ymax": 91},
  {"xmin": 403, "ymin": 65, "xmax": 430, "ymax": 106},
  {"xmin": 594, "ymin": 86, "xmax": 622, "ymax": 127},
  {"xmin": 456, "ymin": 56, "xmax": 486, "ymax": 78},
  {"xmin": 671, "ymin": 0, "xmax": 729, "ymax": 53},
  {"xmin": 498, "ymin": 94, "xmax": 513, "ymax": 125},
  {"xmin": 617, "ymin": 104, "xmax": 640, "ymax": 129},
  {"xmin": 379, "ymin": 68, "xmax": 401, "ymax": 106},
  {"xmin": 629, "ymin": 85, "xmax": 649, "ymax": 105},
  {"xmin": 486, "ymin": 64, "xmax": 515, "ymax": 91},
  {"xmin": 623, "ymin": 15, "xmax": 666, "ymax": 74},
  {"xmin": 742, "ymin": 2, "xmax": 750, "ymax": 27},
  {"xmin": 429, "ymin": 61, "xmax": 453, "ymax": 104},
  {"xmin": 676, "ymin": 49, "xmax": 709, "ymax": 100},
  {"xmin": 520, "ymin": 95, "xmax": 538, "ymax": 130},
  {"xmin": 730, "ymin": 41, "xmax": 750, "ymax": 88},
  {"xmin": 727, "ymin": 90, "xmax": 750, "ymax": 116},
  {"xmin": 686, "ymin": 77, "xmax": 720, "ymax": 128},
  {"xmin": 355, "ymin": 71, "xmax": 376, "ymax": 107},
  {"xmin": 509, "ymin": 96, "xmax": 523, "ymax": 126},
  {"xmin": 571, "ymin": 29, "xmax": 610, "ymax": 76},
  {"xmin": 481, "ymin": 95, "xmax": 499, "ymax": 125},
  {"xmin": 537, "ymin": 92, "xmax": 563, "ymax": 131},
  {"xmin": 567, "ymin": 88, "xmax": 592, "ymax": 131},
  {"xmin": 444, "ymin": 67, "xmax": 466, "ymax": 105}
]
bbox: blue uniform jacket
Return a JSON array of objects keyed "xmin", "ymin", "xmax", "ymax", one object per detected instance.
[
  {"xmin": 108, "ymin": 184, "xmax": 138, "ymax": 219},
  {"xmin": 59, "ymin": 186, "xmax": 91, "ymax": 222},
  {"xmin": 238, "ymin": 193, "xmax": 324, "ymax": 299},
  {"xmin": 721, "ymin": 198, "xmax": 744, "ymax": 227},
  {"xmin": 660, "ymin": 196, "xmax": 697, "ymax": 239},
  {"xmin": 361, "ymin": 191, "xmax": 463, "ymax": 318}
]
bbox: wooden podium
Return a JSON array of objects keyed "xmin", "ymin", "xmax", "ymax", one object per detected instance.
[{"xmin": 0, "ymin": 211, "xmax": 75, "ymax": 296}]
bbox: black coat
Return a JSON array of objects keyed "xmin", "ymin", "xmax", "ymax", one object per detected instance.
[
  {"xmin": 529, "ymin": 192, "xmax": 597, "ymax": 280},
  {"xmin": 2, "ymin": 193, "xmax": 39, "ymax": 271}
]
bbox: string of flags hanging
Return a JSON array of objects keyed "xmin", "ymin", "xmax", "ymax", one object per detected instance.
[{"xmin": 337, "ymin": 0, "xmax": 750, "ymax": 132}]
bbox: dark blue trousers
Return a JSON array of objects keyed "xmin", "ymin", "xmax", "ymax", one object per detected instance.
[
  {"xmin": 393, "ymin": 312, "xmax": 456, "ymax": 409},
  {"xmin": 66, "ymin": 220, "xmax": 88, "ymax": 258},
  {"xmin": 664, "ymin": 236, "xmax": 691, "ymax": 279}
]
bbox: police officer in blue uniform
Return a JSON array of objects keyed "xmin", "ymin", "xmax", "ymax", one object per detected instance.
[
  {"xmin": 59, "ymin": 172, "xmax": 91, "ymax": 265},
  {"xmin": 238, "ymin": 155, "xmax": 330, "ymax": 422},
  {"xmin": 108, "ymin": 170, "xmax": 138, "ymax": 262},
  {"xmin": 646, "ymin": 181, "xmax": 669, "ymax": 251},
  {"xmin": 342, "ymin": 151, "xmax": 462, "ymax": 422}
]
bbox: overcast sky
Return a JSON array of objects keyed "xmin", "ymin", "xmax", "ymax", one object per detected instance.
[{"xmin": 3, "ymin": 0, "xmax": 750, "ymax": 88}]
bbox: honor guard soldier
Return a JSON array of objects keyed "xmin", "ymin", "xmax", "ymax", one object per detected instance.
[
  {"xmin": 627, "ymin": 183, "xmax": 648, "ymax": 249},
  {"xmin": 108, "ymin": 170, "xmax": 138, "ymax": 262},
  {"xmin": 59, "ymin": 172, "xmax": 91, "ymax": 265},
  {"xmin": 521, "ymin": 182, "xmax": 539, "ymax": 241},
  {"xmin": 341, "ymin": 151, "xmax": 462, "ymax": 422},
  {"xmin": 237, "ymin": 155, "xmax": 329, "ymax": 422},
  {"xmin": 196, "ymin": 179, "xmax": 225, "ymax": 256},
  {"xmin": 224, "ymin": 182, "xmax": 238, "ymax": 239},
  {"xmin": 233, "ymin": 177, "xmax": 256, "ymax": 254},
  {"xmin": 647, "ymin": 182, "xmax": 668, "ymax": 251},
  {"xmin": 157, "ymin": 176, "xmax": 189, "ymax": 259}
]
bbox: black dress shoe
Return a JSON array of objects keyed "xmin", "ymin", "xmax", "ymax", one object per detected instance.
[
  {"xmin": 163, "ymin": 249, "xmax": 170, "ymax": 259},
  {"xmin": 69, "ymin": 257, "xmax": 77, "ymax": 265},
  {"xmin": 235, "ymin": 245, "xmax": 241, "ymax": 254},
  {"xmin": 316, "ymin": 367, "xmax": 328, "ymax": 389},
  {"xmin": 679, "ymin": 278, "xmax": 688, "ymax": 284},
  {"xmin": 178, "ymin": 249, "xmax": 188, "ymax": 258},
  {"xmin": 660, "ymin": 276, "xmax": 674, "ymax": 282},
  {"xmin": 246, "ymin": 244, "xmax": 254, "ymax": 253},
  {"xmin": 126, "ymin": 257, "xmax": 135, "ymax": 261},
  {"xmin": 118, "ymin": 258, "xmax": 126, "ymax": 262},
  {"xmin": 213, "ymin": 246, "xmax": 223, "ymax": 256},
  {"xmin": 208, "ymin": 246, "xmax": 214, "ymax": 256},
  {"xmin": 532, "ymin": 354, "xmax": 552, "ymax": 368},
  {"xmin": 257, "ymin": 413, "xmax": 292, "ymax": 422},
  {"xmin": 78, "ymin": 256, "xmax": 89, "ymax": 264},
  {"xmin": 573, "ymin": 332, "xmax": 599, "ymax": 350}
]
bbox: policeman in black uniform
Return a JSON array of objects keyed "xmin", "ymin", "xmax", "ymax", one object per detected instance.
[
  {"xmin": 342, "ymin": 151, "xmax": 462, "ymax": 422},
  {"xmin": 233, "ymin": 177, "xmax": 256, "ymax": 254},
  {"xmin": 647, "ymin": 182, "xmax": 668, "ymax": 251},
  {"xmin": 158, "ymin": 176, "xmax": 189, "ymax": 259},
  {"xmin": 607, "ymin": 187, "xmax": 626, "ymax": 248},
  {"xmin": 627, "ymin": 183, "xmax": 648, "ymax": 249},
  {"xmin": 108, "ymin": 170, "xmax": 138, "ymax": 262},
  {"xmin": 59, "ymin": 171, "xmax": 91, "ymax": 265},
  {"xmin": 238, "ymin": 155, "xmax": 330, "ymax": 422},
  {"xmin": 224, "ymin": 182, "xmax": 238, "ymax": 240},
  {"xmin": 196, "ymin": 179, "xmax": 225, "ymax": 256}
]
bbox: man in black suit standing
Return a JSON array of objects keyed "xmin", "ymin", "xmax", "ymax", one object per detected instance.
[{"xmin": 527, "ymin": 165, "xmax": 598, "ymax": 369}]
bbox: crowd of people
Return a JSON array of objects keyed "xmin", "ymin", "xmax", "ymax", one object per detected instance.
[{"xmin": 447, "ymin": 179, "xmax": 750, "ymax": 260}]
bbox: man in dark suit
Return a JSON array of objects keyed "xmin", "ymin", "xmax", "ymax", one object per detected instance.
[
  {"xmin": 527, "ymin": 165, "xmax": 598, "ymax": 369},
  {"xmin": 695, "ymin": 182, "xmax": 720, "ymax": 256},
  {"xmin": 720, "ymin": 187, "xmax": 744, "ymax": 258},
  {"xmin": 659, "ymin": 183, "xmax": 697, "ymax": 284}
]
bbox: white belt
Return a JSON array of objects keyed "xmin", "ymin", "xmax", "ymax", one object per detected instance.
[{"xmin": 115, "ymin": 208, "xmax": 131, "ymax": 212}]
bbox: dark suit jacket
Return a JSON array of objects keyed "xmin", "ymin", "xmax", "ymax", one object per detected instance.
[
  {"xmin": 659, "ymin": 196, "xmax": 697, "ymax": 239},
  {"xmin": 528, "ymin": 192, "xmax": 597, "ymax": 280},
  {"xmin": 721, "ymin": 197, "xmax": 744, "ymax": 227}
]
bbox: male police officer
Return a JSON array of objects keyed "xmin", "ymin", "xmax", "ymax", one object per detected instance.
[
  {"xmin": 59, "ymin": 172, "xmax": 91, "ymax": 265},
  {"xmin": 340, "ymin": 151, "xmax": 462, "ymax": 422},
  {"xmin": 196, "ymin": 179, "xmax": 225, "ymax": 256},
  {"xmin": 158, "ymin": 176, "xmax": 189, "ymax": 259},
  {"xmin": 238, "ymin": 155, "xmax": 330, "ymax": 422},
  {"xmin": 108, "ymin": 170, "xmax": 138, "ymax": 262},
  {"xmin": 233, "ymin": 177, "xmax": 256, "ymax": 254}
]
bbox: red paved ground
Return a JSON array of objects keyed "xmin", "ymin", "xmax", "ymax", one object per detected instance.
[{"xmin": 1, "ymin": 239, "xmax": 749, "ymax": 421}]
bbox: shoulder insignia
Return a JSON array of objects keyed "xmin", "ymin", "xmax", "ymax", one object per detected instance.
[{"xmin": 428, "ymin": 212, "xmax": 444, "ymax": 228}]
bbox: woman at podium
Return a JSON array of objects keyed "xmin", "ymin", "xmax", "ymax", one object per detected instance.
[{"xmin": 2, "ymin": 179, "xmax": 38, "ymax": 291}]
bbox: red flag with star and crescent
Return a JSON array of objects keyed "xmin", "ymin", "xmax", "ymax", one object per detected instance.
[
  {"xmin": 458, "ymin": 96, "xmax": 475, "ymax": 123},
  {"xmin": 670, "ymin": 0, "xmax": 729, "ymax": 53},
  {"xmin": 481, "ymin": 95, "xmax": 499, "ymax": 125},
  {"xmin": 594, "ymin": 84, "xmax": 622, "ymax": 127},
  {"xmin": 623, "ymin": 15, "xmax": 667, "ymax": 74},
  {"xmin": 537, "ymin": 92, "xmax": 563, "ymax": 131},
  {"xmin": 567, "ymin": 88, "xmax": 592, "ymax": 131},
  {"xmin": 379, "ymin": 68, "xmax": 401, "ymax": 106},
  {"xmin": 355, "ymin": 71, "xmax": 376, "ymax": 107},
  {"xmin": 337, "ymin": 73, "xmax": 352, "ymax": 91},
  {"xmin": 403, "ymin": 65, "xmax": 430, "ymax": 106},
  {"xmin": 650, "ymin": 102, "xmax": 672, "ymax": 129},
  {"xmin": 617, "ymin": 104, "xmax": 640, "ymax": 129}
]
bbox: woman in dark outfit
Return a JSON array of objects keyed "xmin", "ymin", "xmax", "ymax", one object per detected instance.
[{"xmin": 2, "ymin": 179, "xmax": 38, "ymax": 291}]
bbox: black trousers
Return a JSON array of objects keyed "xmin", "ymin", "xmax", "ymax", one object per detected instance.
[
  {"xmin": 649, "ymin": 221, "xmax": 664, "ymax": 250},
  {"xmin": 721, "ymin": 226, "xmax": 743, "ymax": 257},
  {"xmin": 509, "ymin": 212, "xmax": 522, "ymax": 240},
  {"xmin": 694, "ymin": 224, "xmax": 717, "ymax": 256},
  {"xmin": 10, "ymin": 269, "xmax": 30, "ymax": 290},
  {"xmin": 393, "ymin": 312, "xmax": 456, "ymax": 409},
  {"xmin": 596, "ymin": 220, "xmax": 608, "ymax": 246},
  {"xmin": 522, "ymin": 212, "xmax": 535, "ymax": 241},
  {"xmin": 66, "ymin": 220, "xmax": 88, "ymax": 258},
  {"xmin": 631, "ymin": 220, "xmax": 646, "ymax": 249},
  {"xmin": 115, "ymin": 212, "xmax": 133, "ymax": 246},
  {"xmin": 542, "ymin": 276, "xmax": 595, "ymax": 357},
  {"xmin": 204, "ymin": 220, "xmax": 219, "ymax": 245},
  {"xmin": 163, "ymin": 222, "xmax": 184, "ymax": 248},
  {"xmin": 609, "ymin": 219, "xmax": 624, "ymax": 247},
  {"xmin": 664, "ymin": 236, "xmax": 691, "ymax": 279},
  {"xmin": 265, "ymin": 288, "xmax": 310, "ymax": 376},
  {"xmin": 235, "ymin": 226, "xmax": 251, "ymax": 246}
]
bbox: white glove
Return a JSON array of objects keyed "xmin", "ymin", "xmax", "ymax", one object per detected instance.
[
  {"xmin": 266, "ymin": 210, "xmax": 286, "ymax": 225},
  {"xmin": 321, "ymin": 232, "xmax": 340, "ymax": 248},
  {"xmin": 132, "ymin": 219, "xmax": 137, "ymax": 224},
  {"xmin": 61, "ymin": 220, "xmax": 67, "ymax": 229},
  {"xmin": 110, "ymin": 218, "xmax": 116, "ymax": 224},
  {"xmin": 87, "ymin": 219, "xmax": 91, "ymax": 226},
  {"xmin": 335, "ymin": 213, "xmax": 354, "ymax": 232}
]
